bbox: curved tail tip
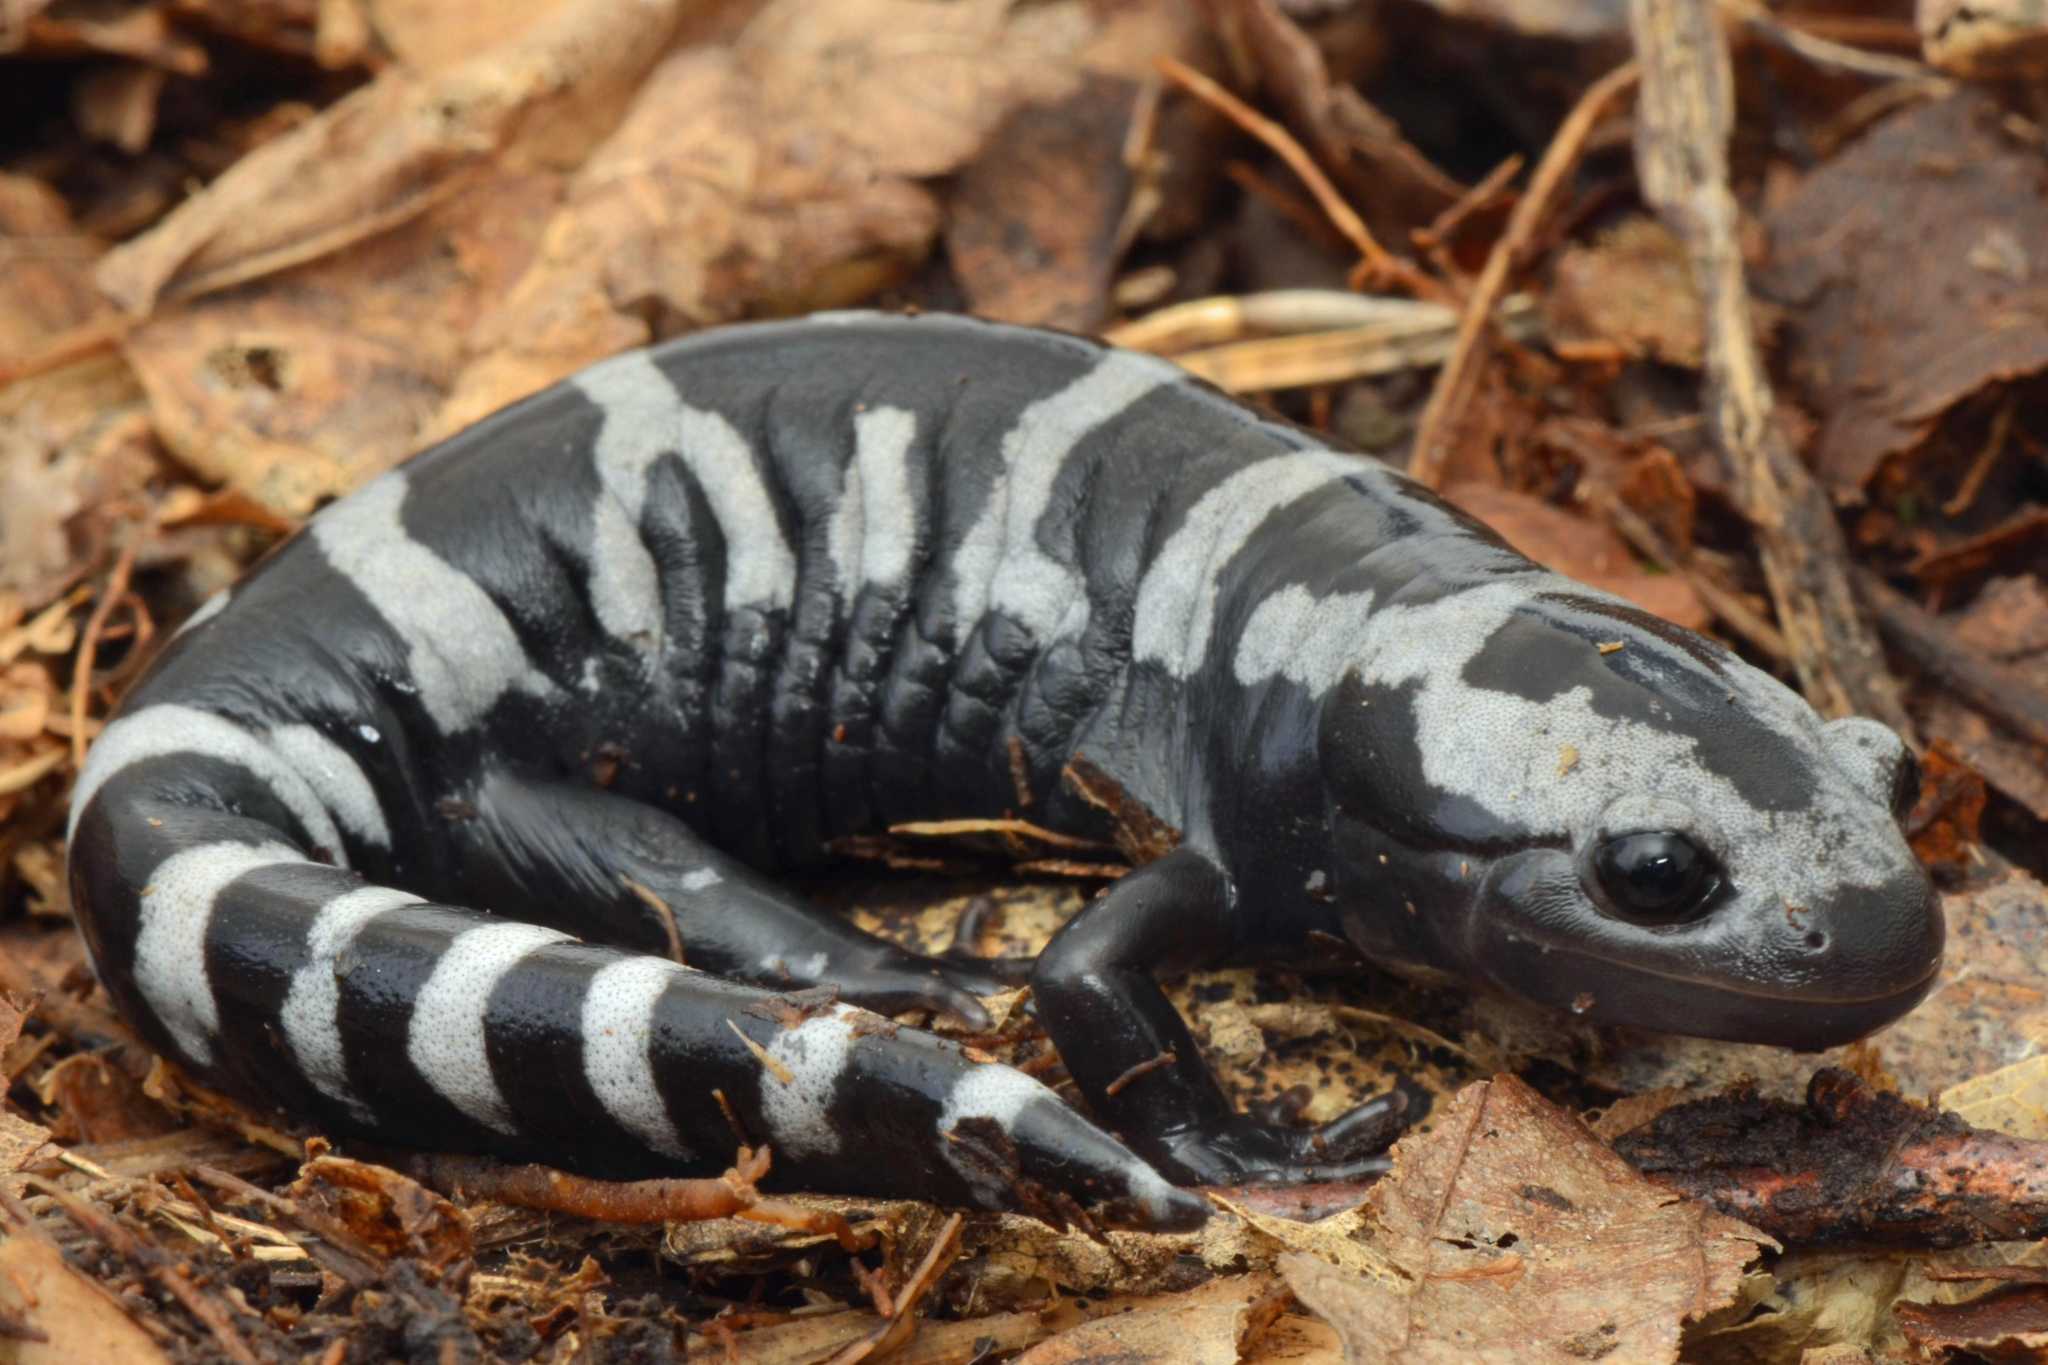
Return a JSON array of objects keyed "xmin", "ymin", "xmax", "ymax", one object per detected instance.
[{"xmin": 1138, "ymin": 1181, "xmax": 1214, "ymax": 1231}]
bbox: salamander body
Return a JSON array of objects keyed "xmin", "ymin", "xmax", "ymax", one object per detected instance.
[{"xmin": 67, "ymin": 313, "xmax": 1943, "ymax": 1229}]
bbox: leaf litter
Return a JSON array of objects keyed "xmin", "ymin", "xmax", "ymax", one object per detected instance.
[{"xmin": 2, "ymin": 0, "xmax": 2048, "ymax": 1360}]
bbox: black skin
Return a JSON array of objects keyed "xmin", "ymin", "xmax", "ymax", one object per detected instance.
[
  {"xmin": 1031, "ymin": 847, "xmax": 1407, "ymax": 1184},
  {"xmin": 468, "ymin": 773, "xmax": 1404, "ymax": 1184},
  {"xmin": 75, "ymin": 315, "xmax": 1941, "ymax": 1205}
]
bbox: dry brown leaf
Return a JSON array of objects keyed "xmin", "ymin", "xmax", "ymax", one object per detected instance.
[
  {"xmin": 0, "ymin": 987, "xmax": 28, "ymax": 1055},
  {"xmin": 0, "ymin": 170, "xmax": 107, "ymax": 359},
  {"xmin": 38, "ymin": 1053, "xmax": 181, "ymax": 1144},
  {"xmin": 0, "ymin": 1108, "xmax": 56, "ymax": 1174},
  {"xmin": 1242, "ymin": 1313, "xmax": 1347, "ymax": 1364},
  {"xmin": 95, "ymin": 0, "xmax": 686, "ymax": 317},
  {"xmin": 0, "ymin": 358, "xmax": 153, "ymax": 605},
  {"xmin": 1760, "ymin": 88, "xmax": 2048, "ymax": 491},
  {"xmin": 1547, "ymin": 217, "xmax": 1709, "ymax": 368},
  {"xmin": 736, "ymin": 0, "xmax": 1086, "ymax": 179},
  {"xmin": 1212, "ymin": 1196, "xmax": 1397, "ymax": 1282},
  {"xmin": 1924, "ymin": 695, "xmax": 2048, "ymax": 820},
  {"xmin": 1014, "ymin": 1273, "xmax": 1287, "ymax": 1365},
  {"xmin": 946, "ymin": 72, "xmax": 1137, "ymax": 331},
  {"xmin": 433, "ymin": 0, "xmax": 1092, "ymax": 436},
  {"xmin": 1941, "ymin": 1057, "xmax": 2048, "ymax": 1139},
  {"xmin": 120, "ymin": 166, "xmax": 560, "ymax": 512},
  {"xmin": 1920, "ymin": 574, "xmax": 2048, "ymax": 820},
  {"xmin": 0, "ymin": 1231, "xmax": 171, "ymax": 1364},
  {"xmin": 367, "ymin": 0, "xmax": 569, "ymax": 71},
  {"xmin": 1283, "ymin": 1075, "xmax": 1770, "ymax": 1365},
  {"xmin": 92, "ymin": 0, "xmax": 1100, "ymax": 514},
  {"xmin": 688, "ymin": 1306, "xmax": 1049, "ymax": 1362},
  {"xmin": 0, "ymin": 667, "xmax": 53, "ymax": 740}
]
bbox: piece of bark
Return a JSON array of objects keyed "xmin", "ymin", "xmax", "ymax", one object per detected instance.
[{"xmin": 1616, "ymin": 1067, "xmax": 2048, "ymax": 1248}]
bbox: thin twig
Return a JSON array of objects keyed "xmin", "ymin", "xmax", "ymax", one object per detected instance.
[
  {"xmin": 1940, "ymin": 393, "xmax": 2015, "ymax": 518},
  {"xmin": 1173, "ymin": 296, "xmax": 1543, "ymax": 392},
  {"xmin": 1414, "ymin": 152, "xmax": 1525, "ymax": 253},
  {"xmin": 824, "ymin": 1214, "xmax": 966, "ymax": 1365},
  {"xmin": 403, "ymin": 1147, "xmax": 869, "ymax": 1250},
  {"xmin": 69, "ymin": 541, "xmax": 137, "ymax": 772},
  {"xmin": 1408, "ymin": 62, "xmax": 1640, "ymax": 489},
  {"xmin": 1723, "ymin": 0, "xmax": 1949, "ymax": 85},
  {"xmin": 888, "ymin": 817, "xmax": 1114, "ymax": 854},
  {"xmin": 622, "ymin": 875, "xmax": 686, "ymax": 965},
  {"xmin": 1107, "ymin": 289, "xmax": 1464, "ymax": 355},
  {"xmin": 1156, "ymin": 56, "xmax": 1441, "ymax": 301}
]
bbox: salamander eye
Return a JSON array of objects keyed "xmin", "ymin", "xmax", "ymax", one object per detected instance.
[{"xmin": 1592, "ymin": 831, "xmax": 1718, "ymax": 924}]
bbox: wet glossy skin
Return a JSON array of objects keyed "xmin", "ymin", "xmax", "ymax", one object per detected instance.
[{"xmin": 66, "ymin": 314, "xmax": 1943, "ymax": 1223}]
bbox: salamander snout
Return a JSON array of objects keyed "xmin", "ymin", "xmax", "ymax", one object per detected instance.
[
  {"xmin": 1464, "ymin": 781, "xmax": 1944, "ymax": 1050},
  {"xmin": 1776, "ymin": 856, "xmax": 1944, "ymax": 1031}
]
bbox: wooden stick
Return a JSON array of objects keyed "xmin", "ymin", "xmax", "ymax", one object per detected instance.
[
  {"xmin": 1627, "ymin": 0, "xmax": 1915, "ymax": 737},
  {"xmin": 1857, "ymin": 571, "xmax": 2048, "ymax": 752}
]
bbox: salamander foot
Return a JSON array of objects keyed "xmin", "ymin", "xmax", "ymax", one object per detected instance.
[{"xmin": 1147, "ymin": 1088, "xmax": 1417, "ymax": 1186}]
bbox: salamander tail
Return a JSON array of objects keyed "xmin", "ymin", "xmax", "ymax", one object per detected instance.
[{"xmin": 68, "ymin": 780, "xmax": 1206, "ymax": 1230}]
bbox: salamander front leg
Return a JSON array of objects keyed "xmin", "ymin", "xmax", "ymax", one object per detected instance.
[
  {"xmin": 463, "ymin": 772, "xmax": 1007, "ymax": 1026},
  {"xmin": 1032, "ymin": 846, "xmax": 1408, "ymax": 1186}
]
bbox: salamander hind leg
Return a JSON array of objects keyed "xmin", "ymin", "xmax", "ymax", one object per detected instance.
[
  {"xmin": 1031, "ymin": 847, "xmax": 1411, "ymax": 1186},
  {"xmin": 464, "ymin": 772, "xmax": 1011, "ymax": 1027}
]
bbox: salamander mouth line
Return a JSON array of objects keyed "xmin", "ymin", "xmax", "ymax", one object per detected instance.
[{"xmin": 1487, "ymin": 932, "xmax": 1943, "ymax": 1009}]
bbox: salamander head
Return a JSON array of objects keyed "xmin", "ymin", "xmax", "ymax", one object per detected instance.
[{"xmin": 1316, "ymin": 578, "xmax": 1942, "ymax": 1049}]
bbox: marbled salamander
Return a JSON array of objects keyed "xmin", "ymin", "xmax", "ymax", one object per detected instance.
[{"xmin": 67, "ymin": 313, "xmax": 1943, "ymax": 1230}]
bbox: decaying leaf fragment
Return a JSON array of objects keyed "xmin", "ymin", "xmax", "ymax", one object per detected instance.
[
  {"xmin": 1285, "ymin": 1074, "xmax": 1770, "ymax": 1365},
  {"xmin": 1943, "ymin": 1055, "xmax": 2048, "ymax": 1138},
  {"xmin": 289, "ymin": 1153, "xmax": 473, "ymax": 1272}
]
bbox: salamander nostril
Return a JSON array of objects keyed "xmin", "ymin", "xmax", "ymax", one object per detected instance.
[{"xmin": 1804, "ymin": 930, "xmax": 1829, "ymax": 953}]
